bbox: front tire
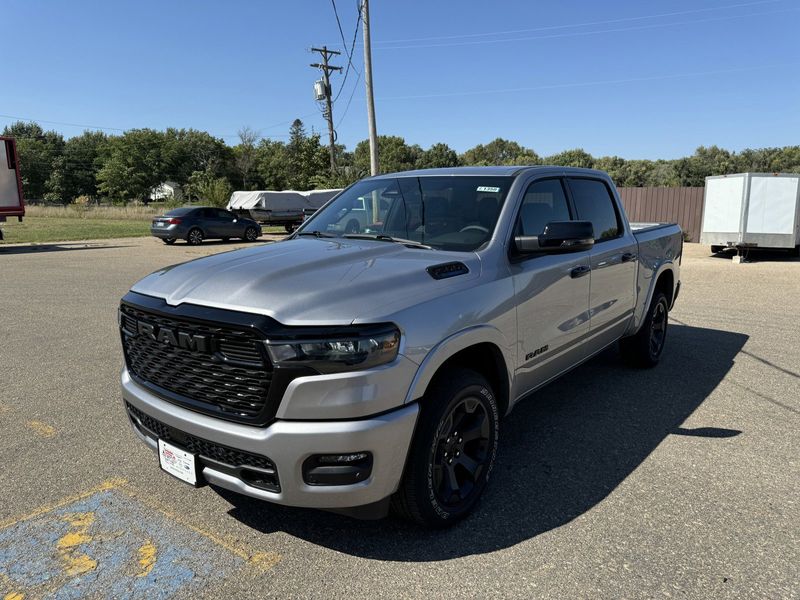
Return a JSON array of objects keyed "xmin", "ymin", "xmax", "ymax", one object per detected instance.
[
  {"xmin": 710, "ymin": 245, "xmax": 724, "ymax": 254},
  {"xmin": 620, "ymin": 291, "xmax": 669, "ymax": 368},
  {"xmin": 244, "ymin": 226, "xmax": 259, "ymax": 242},
  {"xmin": 187, "ymin": 228, "xmax": 204, "ymax": 245},
  {"xmin": 392, "ymin": 368, "xmax": 499, "ymax": 528}
]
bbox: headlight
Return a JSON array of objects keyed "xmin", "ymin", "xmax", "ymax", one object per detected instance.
[{"xmin": 264, "ymin": 324, "xmax": 400, "ymax": 374}]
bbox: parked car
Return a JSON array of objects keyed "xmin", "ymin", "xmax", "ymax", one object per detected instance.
[
  {"xmin": 121, "ymin": 166, "xmax": 682, "ymax": 527},
  {"xmin": 150, "ymin": 207, "xmax": 262, "ymax": 245}
]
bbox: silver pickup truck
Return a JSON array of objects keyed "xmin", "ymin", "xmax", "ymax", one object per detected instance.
[{"xmin": 119, "ymin": 166, "xmax": 682, "ymax": 527}]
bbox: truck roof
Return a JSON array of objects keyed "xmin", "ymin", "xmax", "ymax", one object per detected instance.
[{"xmin": 371, "ymin": 165, "xmax": 610, "ymax": 179}]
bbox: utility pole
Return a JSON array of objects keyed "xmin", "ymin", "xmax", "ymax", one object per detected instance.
[
  {"xmin": 310, "ymin": 46, "xmax": 342, "ymax": 173},
  {"xmin": 361, "ymin": 0, "xmax": 379, "ymax": 175}
]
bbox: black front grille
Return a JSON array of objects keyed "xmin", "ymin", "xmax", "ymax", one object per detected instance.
[
  {"xmin": 121, "ymin": 303, "xmax": 273, "ymax": 423},
  {"xmin": 127, "ymin": 402, "xmax": 279, "ymax": 491}
]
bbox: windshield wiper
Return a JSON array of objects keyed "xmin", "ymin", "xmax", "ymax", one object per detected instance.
[
  {"xmin": 342, "ymin": 233, "xmax": 433, "ymax": 249},
  {"xmin": 297, "ymin": 230, "xmax": 337, "ymax": 238}
]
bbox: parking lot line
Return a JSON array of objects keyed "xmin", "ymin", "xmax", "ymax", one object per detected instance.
[
  {"xmin": 25, "ymin": 421, "xmax": 57, "ymax": 439},
  {"xmin": 114, "ymin": 482, "xmax": 282, "ymax": 571},
  {"xmin": 0, "ymin": 478, "xmax": 281, "ymax": 599},
  {"xmin": 0, "ymin": 478, "xmax": 126, "ymax": 531}
]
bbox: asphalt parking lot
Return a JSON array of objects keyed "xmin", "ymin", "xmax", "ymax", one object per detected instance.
[{"xmin": 1, "ymin": 237, "xmax": 798, "ymax": 599}]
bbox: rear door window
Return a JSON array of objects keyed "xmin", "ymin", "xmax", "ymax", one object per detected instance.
[{"xmin": 566, "ymin": 178, "xmax": 622, "ymax": 241}]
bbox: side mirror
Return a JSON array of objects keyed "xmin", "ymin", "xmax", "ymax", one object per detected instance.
[{"xmin": 514, "ymin": 221, "xmax": 594, "ymax": 254}]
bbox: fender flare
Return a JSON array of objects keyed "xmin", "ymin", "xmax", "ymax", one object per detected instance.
[
  {"xmin": 403, "ymin": 324, "xmax": 513, "ymax": 409},
  {"xmin": 632, "ymin": 263, "xmax": 676, "ymax": 334}
]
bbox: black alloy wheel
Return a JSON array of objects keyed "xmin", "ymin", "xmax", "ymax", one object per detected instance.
[
  {"xmin": 430, "ymin": 395, "xmax": 492, "ymax": 510},
  {"xmin": 649, "ymin": 298, "xmax": 668, "ymax": 358},
  {"xmin": 187, "ymin": 228, "xmax": 204, "ymax": 245}
]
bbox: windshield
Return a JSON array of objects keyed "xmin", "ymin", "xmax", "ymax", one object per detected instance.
[{"xmin": 297, "ymin": 176, "xmax": 513, "ymax": 252}]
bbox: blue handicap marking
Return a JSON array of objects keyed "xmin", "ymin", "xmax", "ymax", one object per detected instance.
[{"xmin": 0, "ymin": 490, "xmax": 245, "ymax": 599}]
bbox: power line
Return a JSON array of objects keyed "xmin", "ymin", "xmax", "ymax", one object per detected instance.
[
  {"xmin": 365, "ymin": 0, "xmax": 783, "ymax": 46},
  {"xmin": 355, "ymin": 5, "xmax": 796, "ymax": 50},
  {"xmin": 375, "ymin": 61, "xmax": 799, "ymax": 101},
  {"xmin": 331, "ymin": 0, "xmax": 362, "ymax": 104},
  {"xmin": 335, "ymin": 70, "xmax": 362, "ymax": 128}
]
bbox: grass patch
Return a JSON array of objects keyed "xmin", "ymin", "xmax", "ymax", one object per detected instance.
[
  {"xmin": 0, "ymin": 217, "xmax": 150, "ymax": 244},
  {"xmin": 1, "ymin": 205, "xmax": 288, "ymax": 244}
]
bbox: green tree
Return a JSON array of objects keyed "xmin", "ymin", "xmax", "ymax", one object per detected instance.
[
  {"xmin": 354, "ymin": 135, "xmax": 421, "ymax": 175},
  {"xmin": 187, "ymin": 169, "xmax": 232, "ymax": 207},
  {"xmin": 45, "ymin": 130, "xmax": 108, "ymax": 203},
  {"xmin": 417, "ymin": 143, "xmax": 460, "ymax": 169},
  {"xmin": 162, "ymin": 128, "xmax": 231, "ymax": 186},
  {"xmin": 461, "ymin": 138, "xmax": 539, "ymax": 166},
  {"xmin": 2, "ymin": 121, "xmax": 65, "ymax": 199},
  {"xmin": 285, "ymin": 120, "xmax": 327, "ymax": 189},
  {"xmin": 97, "ymin": 129, "xmax": 167, "ymax": 202},
  {"xmin": 233, "ymin": 126, "xmax": 260, "ymax": 189},
  {"xmin": 255, "ymin": 139, "xmax": 289, "ymax": 189},
  {"xmin": 544, "ymin": 148, "xmax": 594, "ymax": 169}
]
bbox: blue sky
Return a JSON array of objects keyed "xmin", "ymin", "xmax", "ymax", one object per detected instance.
[{"xmin": 3, "ymin": 0, "xmax": 798, "ymax": 158}]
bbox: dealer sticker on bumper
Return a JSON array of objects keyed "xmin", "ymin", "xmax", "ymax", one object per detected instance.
[{"xmin": 158, "ymin": 439, "xmax": 198, "ymax": 485}]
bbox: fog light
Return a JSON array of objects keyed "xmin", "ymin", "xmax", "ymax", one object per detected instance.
[{"xmin": 303, "ymin": 452, "xmax": 373, "ymax": 486}]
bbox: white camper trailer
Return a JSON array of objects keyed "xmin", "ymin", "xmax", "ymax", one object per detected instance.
[
  {"xmin": 700, "ymin": 173, "xmax": 800, "ymax": 255},
  {"xmin": 226, "ymin": 189, "xmax": 341, "ymax": 232}
]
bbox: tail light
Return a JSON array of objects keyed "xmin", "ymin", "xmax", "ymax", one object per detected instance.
[{"xmin": 168, "ymin": 218, "xmax": 182, "ymax": 225}]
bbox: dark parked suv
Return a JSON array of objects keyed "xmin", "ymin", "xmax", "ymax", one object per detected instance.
[{"xmin": 151, "ymin": 207, "xmax": 262, "ymax": 245}]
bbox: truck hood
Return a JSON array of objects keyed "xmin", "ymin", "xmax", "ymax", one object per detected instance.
[{"xmin": 131, "ymin": 238, "xmax": 481, "ymax": 325}]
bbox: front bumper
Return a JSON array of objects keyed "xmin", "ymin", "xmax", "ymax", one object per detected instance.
[{"xmin": 121, "ymin": 368, "xmax": 419, "ymax": 509}]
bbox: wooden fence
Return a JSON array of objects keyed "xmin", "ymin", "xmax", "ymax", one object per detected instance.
[{"xmin": 617, "ymin": 187, "xmax": 705, "ymax": 242}]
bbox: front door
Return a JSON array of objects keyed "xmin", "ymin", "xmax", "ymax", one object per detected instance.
[
  {"xmin": 511, "ymin": 177, "xmax": 592, "ymax": 396},
  {"xmin": 565, "ymin": 177, "xmax": 637, "ymax": 353}
]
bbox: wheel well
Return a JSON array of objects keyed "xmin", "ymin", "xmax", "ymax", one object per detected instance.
[
  {"xmin": 429, "ymin": 343, "xmax": 509, "ymax": 417},
  {"xmin": 655, "ymin": 269, "xmax": 674, "ymax": 307}
]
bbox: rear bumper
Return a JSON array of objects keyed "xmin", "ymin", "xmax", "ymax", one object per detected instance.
[
  {"xmin": 121, "ymin": 368, "xmax": 419, "ymax": 509},
  {"xmin": 150, "ymin": 225, "xmax": 184, "ymax": 239}
]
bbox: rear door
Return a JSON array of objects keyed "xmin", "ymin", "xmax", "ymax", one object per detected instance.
[
  {"xmin": 566, "ymin": 177, "xmax": 637, "ymax": 353},
  {"xmin": 214, "ymin": 209, "xmax": 242, "ymax": 237},
  {"xmin": 511, "ymin": 177, "xmax": 592, "ymax": 394}
]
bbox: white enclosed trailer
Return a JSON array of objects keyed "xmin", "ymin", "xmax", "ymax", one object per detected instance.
[{"xmin": 700, "ymin": 173, "xmax": 800, "ymax": 255}]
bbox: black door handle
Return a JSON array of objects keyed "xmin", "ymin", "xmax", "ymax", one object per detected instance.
[
  {"xmin": 570, "ymin": 265, "xmax": 591, "ymax": 278},
  {"xmin": 621, "ymin": 252, "xmax": 637, "ymax": 263}
]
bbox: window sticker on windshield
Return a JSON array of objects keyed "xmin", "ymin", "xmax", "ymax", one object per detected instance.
[{"xmin": 477, "ymin": 186, "xmax": 501, "ymax": 193}]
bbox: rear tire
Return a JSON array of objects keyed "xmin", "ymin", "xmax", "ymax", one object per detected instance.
[
  {"xmin": 222, "ymin": 237, "xmax": 230, "ymax": 243},
  {"xmin": 392, "ymin": 368, "xmax": 499, "ymax": 528},
  {"xmin": 710, "ymin": 245, "xmax": 724, "ymax": 254},
  {"xmin": 187, "ymin": 228, "xmax": 204, "ymax": 245},
  {"xmin": 620, "ymin": 291, "xmax": 669, "ymax": 368},
  {"xmin": 162, "ymin": 238, "xmax": 176, "ymax": 245},
  {"xmin": 285, "ymin": 224, "xmax": 296, "ymax": 234}
]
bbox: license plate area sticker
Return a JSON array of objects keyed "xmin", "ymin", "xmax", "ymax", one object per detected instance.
[{"xmin": 158, "ymin": 439, "xmax": 199, "ymax": 486}]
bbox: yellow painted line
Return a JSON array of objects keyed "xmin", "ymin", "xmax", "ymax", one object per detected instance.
[
  {"xmin": 116, "ymin": 483, "xmax": 281, "ymax": 571},
  {"xmin": 25, "ymin": 421, "xmax": 56, "ymax": 438},
  {"xmin": 136, "ymin": 541, "xmax": 157, "ymax": 577},
  {"xmin": 0, "ymin": 478, "xmax": 127, "ymax": 531},
  {"xmin": 57, "ymin": 512, "xmax": 97, "ymax": 577},
  {"xmin": 4, "ymin": 592, "xmax": 25, "ymax": 600}
]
